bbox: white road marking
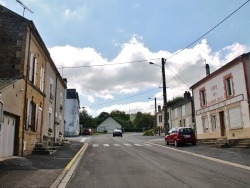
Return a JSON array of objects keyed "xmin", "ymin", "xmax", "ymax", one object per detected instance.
[
  {"xmin": 80, "ymin": 138, "xmax": 86, "ymax": 143},
  {"xmin": 124, "ymin": 143, "xmax": 131, "ymax": 146},
  {"xmin": 144, "ymin": 144, "xmax": 152, "ymax": 146},
  {"xmin": 134, "ymin": 144, "xmax": 142, "ymax": 146},
  {"xmin": 129, "ymin": 137, "xmax": 250, "ymax": 171},
  {"xmin": 103, "ymin": 144, "xmax": 110, "ymax": 147},
  {"xmin": 93, "ymin": 144, "xmax": 99, "ymax": 147}
]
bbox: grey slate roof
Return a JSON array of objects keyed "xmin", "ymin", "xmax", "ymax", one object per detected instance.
[{"xmin": 0, "ymin": 79, "xmax": 18, "ymax": 92}]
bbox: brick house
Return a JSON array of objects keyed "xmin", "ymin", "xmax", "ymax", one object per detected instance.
[
  {"xmin": 190, "ymin": 52, "xmax": 250, "ymax": 145},
  {"xmin": 0, "ymin": 5, "xmax": 66, "ymax": 155}
]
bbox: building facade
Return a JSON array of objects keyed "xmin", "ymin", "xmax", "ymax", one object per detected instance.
[
  {"xmin": 190, "ymin": 53, "xmax": 250, "ymax": 142},
  {"xmin": 0, "ymin": 5, "xmax": 66, "ymax": 155},
  {"xmin": 0, "ymin": 79, "xmax": 22, "ymax": 157},
  {"xmin": 170, "ymin": 91, "xmax": 194, "ymax": 129},
  {"xmin": 64, "ymin": 89, "xmax": 80, "ymax": 136}
]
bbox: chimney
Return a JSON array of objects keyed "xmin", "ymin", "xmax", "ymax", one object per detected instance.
[
  {"xmin": 205, "ymin": 64, "xmax": 210, "ymax": 76},
  {"xmin": 63, "ymin": 78, "xmax": 67, "ymax": 86},
  {"xmin": 158, "ymin": 105, "xmax": 161, "ymax": 113},
  {"xmin": 184, "ymin": 91, "xmax": 191, "ymax": 100}
]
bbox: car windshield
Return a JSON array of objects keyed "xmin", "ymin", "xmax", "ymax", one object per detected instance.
[{"xmin": 179, "ymin": 128, "xmax": 194, "ymax": 135}]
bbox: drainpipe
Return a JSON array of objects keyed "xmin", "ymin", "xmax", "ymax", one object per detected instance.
[
  {"xmin": 22, "ymin": 24, "xmax": 32, "ymax": 156},
  {"xmin": 53, "ymin": 76, "xmax": 58, "ymax": 144}
]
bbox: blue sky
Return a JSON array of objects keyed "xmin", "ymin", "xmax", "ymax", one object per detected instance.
[{"xmin": 2, "ymin": 0, "xmax": 250, "ymax": 116}]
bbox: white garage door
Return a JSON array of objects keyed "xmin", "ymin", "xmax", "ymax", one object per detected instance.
[{"xmin": 0, "ymin": 114, "xmax": 16, "ymax": 157}]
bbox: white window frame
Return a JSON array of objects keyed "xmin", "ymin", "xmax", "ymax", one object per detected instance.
[
  {"xmin": 40, "ymin": 66, "xmax": 45, "ymax": 92},
  {"xmin": 202, "ymin": 116, "xmax": 209, "ymax": 132},
  {"xmin": 225, "ymin": 77, "xmax": 233, "ymax": 97},
  {"xmin": 0, "ymin": 101, "xmax": 3, "ymax": 131},
  {"xmin": 182, "ymin": 105, "xmax": 185, "ymax": 116},
  {"xmin": 211, "ymin": 114, "xmax": 217, "ymax": 131},
  {"xmin": 200, "ymin": 89, "xmax": 207, "ymax": 107},
  {"xmin": 50, "ymin": 78, "xmax": 54, "ymax": 102}
]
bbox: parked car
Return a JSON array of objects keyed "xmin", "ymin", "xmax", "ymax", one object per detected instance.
[
  {"xmin": 165, "ymin": 127, "xmax": 196, "ymax": 147},
  {"xmin": 82, "ymin": 128, "xmax": 93, "ymax": 135},
  {"xmin": 113, "ymin": 129, "xmax": 122, "ymax": 137}
]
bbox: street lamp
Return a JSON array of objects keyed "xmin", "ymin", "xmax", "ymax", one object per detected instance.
[{"xmin": 149, "ymin": 58, "xmax": 169, "ymax": 135}]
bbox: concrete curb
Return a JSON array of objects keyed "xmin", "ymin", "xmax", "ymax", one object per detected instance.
[{"xmin": 50, "ymin": 143, "xmax": 88, "ymax": 188}]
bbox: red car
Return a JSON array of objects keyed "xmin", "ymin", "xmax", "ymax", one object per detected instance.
[
  {"xmin": 82, "ymin": 128, "xmax": 93, "ymax": 135},
  {"xmin": 165, "ymin": 127, "xmax": 196, "ymax": 147}
]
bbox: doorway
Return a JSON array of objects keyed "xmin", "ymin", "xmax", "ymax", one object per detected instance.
[{"xmin": 219, "ymin": 111, "xmax": 226, "ymax": 136}]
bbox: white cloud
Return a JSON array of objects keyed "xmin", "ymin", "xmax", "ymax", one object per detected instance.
[
  {"xmin": 0, "ymin": 0, "xmax": 6, "ymax": 5},
  {"xmin": 49, "ymin": 36, "xmax": 248, "ymax": 116}
]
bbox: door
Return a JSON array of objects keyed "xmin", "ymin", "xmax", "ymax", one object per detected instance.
[
  {"xmin": 219, "ymin": 111, "xmax": 226, "ymax": 137},
  {"xmin": 0, "ymin": 114, "xmax": 16, "ymax": 157},
  {"xmin": 36, "ymin": 107, "xmax": 42, "ymax": 143}
]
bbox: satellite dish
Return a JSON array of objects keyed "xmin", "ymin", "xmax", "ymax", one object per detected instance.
[{"xmin": 16, "ymin": 0, "xmax": 34, "ymax": 17}]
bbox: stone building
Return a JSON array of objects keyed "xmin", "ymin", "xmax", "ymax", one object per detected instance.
[
  {"xmin": 190, "ymin": 52, "xmax": 250, "ymax": 145},
  {"xmin": 0, "ymin": 5, "xmax": 66, "ymax": 155}
]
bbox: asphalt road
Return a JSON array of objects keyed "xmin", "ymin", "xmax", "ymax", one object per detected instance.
[{"xmin": 67, "ymin": 133, "xmax": 250, "ymax": 188}]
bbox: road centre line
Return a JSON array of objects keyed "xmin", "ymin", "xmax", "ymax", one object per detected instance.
[{"xmin": 129, "ymin": 137, "xmax": 250, "ymax": 171}]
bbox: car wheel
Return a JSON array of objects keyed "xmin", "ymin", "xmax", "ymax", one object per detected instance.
[
  {"xmin": 165, "ymin": 140, "xmax": 169, "ymax": 145},
  {"xmin": 174, "ymin": 140, "xmax": 178, "ymax": 147},
  {"xmin": 192, "ymin": 142, "xmax": 196, "ymax": 146}
]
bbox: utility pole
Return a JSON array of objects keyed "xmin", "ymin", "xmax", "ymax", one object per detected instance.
[
  {"xmin": 154, "ymin": 97, "xmax": 157, "ymax": 128},
  {"xmin": 161, "ymin": 58, "xmax": 169, "ymax": 135}
]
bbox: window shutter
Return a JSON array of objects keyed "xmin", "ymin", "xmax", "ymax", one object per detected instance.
[
  {"xmin": 29, "ymin": 53, "xmax": 34, "ymax": 81},
  {"xmin": 33, "ymin": 58, "xmax": 37, "ymax": 85},
  {"xmin": 26, "ymin": 99, "xmax": 30, "ymax": 130}
]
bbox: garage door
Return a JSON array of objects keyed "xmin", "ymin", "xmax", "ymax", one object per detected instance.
[{"xmin": 0, "ymin": 114, "xmax": 16, "ymax": 157}]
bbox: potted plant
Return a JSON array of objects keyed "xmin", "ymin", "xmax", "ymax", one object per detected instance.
[
  {"xmin": 59, "ymin": 131, "xmax": 62, "ymax": 137},
  {"xmin": 48, "ymin": 128, "xmax": 53, "ymax": 136}
]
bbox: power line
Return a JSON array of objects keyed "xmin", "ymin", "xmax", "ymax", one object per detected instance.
[
  {"xmin": 164, "ymin": 0, "xmax": 250, "ymax": 61},
  {"xmin": 57, "ymin": 58, "xmax": 160, "ymax": 69},
  {"xmin": 88, "ymin": 87, "xmax": 159, "ymax": 108}
]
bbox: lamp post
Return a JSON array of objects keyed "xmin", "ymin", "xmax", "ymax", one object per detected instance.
[{"xmin": 149, "ymin": 58, "xmax": 169, "ymax": 135}]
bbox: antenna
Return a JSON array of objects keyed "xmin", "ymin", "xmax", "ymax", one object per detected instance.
[{"xmin": 16, "ymin": 0, "xmax": 34, "ymax": 17}]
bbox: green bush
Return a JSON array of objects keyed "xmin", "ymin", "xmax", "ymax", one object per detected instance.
[{"xmin": 143, "ymin": 129, "xmax": 154, "ymax": 136}]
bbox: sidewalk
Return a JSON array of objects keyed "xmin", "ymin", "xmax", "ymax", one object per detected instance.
[{"xmin": 0, "ymin": 141, "xmax": 84, "ymax": 188}]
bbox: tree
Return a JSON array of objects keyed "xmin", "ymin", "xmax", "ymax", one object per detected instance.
[
  {"xmin": 79, "ymin": 109, "xmax": 95, "ymax": 129},
  {"xmin": 95, "ymin": 111, "xmax": 110, "ymax": 125},
  {"xmin": 110, "ymin": 110, "xmax": 134, "ymax": 129},
  {"xmin": 133, "ymin": 112, "xmax": 154, "ymax": 130}
]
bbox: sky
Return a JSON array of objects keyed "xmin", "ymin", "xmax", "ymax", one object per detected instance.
[{"xmin": 1, "ymin": 0, "xmax": 250, "ymax": 117}]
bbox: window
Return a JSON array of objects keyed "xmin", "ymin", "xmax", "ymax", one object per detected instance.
[
  {"xmin": 182, "ymin": 106, "xmax": 185, "ymax": 116},
  {"xmin": 60, "ymin": 92, "xmax": 63, "ymax": 111},
  {"xmin": 159, "ymin": 115, "xmax": 162, "ymax": 123},
  {"xmin": 224, "ymin": 74, "xmax": 234, "ymax": 98},
  {"xmin": 211, "ymin": 114, "xmax": 217, "ymax": 130},
  {"xmin": 50, "ymin": 78, "xmax": 54, "ymax": 102},
  {"xmin": 199, "ymin": 87, "xmax": 207, "ymax": 107},
  {"xmin": 26, "ymin": 99, "xmax": 37, "ymax": 132},
  {"xmin": 183, "ymin": 119, "xmax": 186, "ymax": 127},
  {"xmin": 202, "ymin": 116, "xmax": 209, "ymax": 132},
  {"xmin": 175, "ymin": 108, "xmax": 178, "ymax": 117},
  {"xmin": 29, "ymin": 52, "xmax": 37, "ymax": 85},
  {"xmin": 40, "ymin": 66, "xmax": 45, "ymax": 92},
  {"xmin": 0, "ymin": 101, "xmax": 3, "ymax": 131},
  {"xmin": 48, "ymin": 108, "xmax": 52, "ymax": 129},
  {"xmin": 228, "ymin": 107, "xmax": 242, "ymax": 129}
]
